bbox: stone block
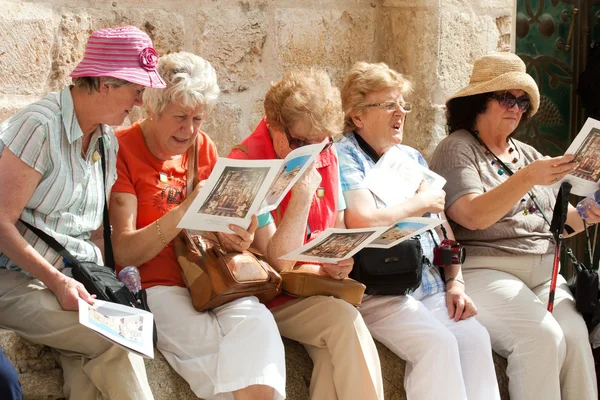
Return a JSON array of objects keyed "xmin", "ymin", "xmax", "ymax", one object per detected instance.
[
  {"xmin": 379, "ymin": 10, "xmax": 440, "ymax": 94},
  {"xmin": 189, "ymin": 6, "xmax": 268, "ymax": 94},
  {"xmin": 437, "ymin": 11, "xmax": 502, "ymax": 102},
  {"xmin": 50, "ymin": 7, "xmax": 184, "ymax": 91},
  {"xmin": 275, "ymin": 8, "xmax": 377, "ymax": 84},
  {"xmin": 0, "ymin": 3, "xmax": 54, "ymax": 96},
  {"xmin": 202, "ymin": 101, "xmax": 244, "ymax": 156}
]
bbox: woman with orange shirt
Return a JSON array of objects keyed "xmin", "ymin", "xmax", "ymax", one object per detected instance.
[{"xmin": 109, "ymin": 52, "xmax": 286, "ymax": 400}]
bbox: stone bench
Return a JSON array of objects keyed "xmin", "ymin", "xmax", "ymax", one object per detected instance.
[{"xmin": 1, "ymin": 329, "xmax": 509, "ymax": 399}]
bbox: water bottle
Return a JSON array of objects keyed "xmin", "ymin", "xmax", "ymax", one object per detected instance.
[
  {"xmin": 118, "ymin": 266, "xmax": 142, "ymax": 295},
  {"xmin": 576, "ymin": 189, "xmax": 600, "ymax": 220}
]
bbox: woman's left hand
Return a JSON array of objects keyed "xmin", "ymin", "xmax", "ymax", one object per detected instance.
[
  {"xmin": 446, "ymin": 282, "xmax": 477, "ymax": 321},
  {"xmin": 218, "ymin": 215, "xmax": 258, "ymax": 252}
]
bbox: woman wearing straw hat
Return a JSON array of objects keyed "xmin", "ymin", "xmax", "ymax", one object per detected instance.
[
  {"xmin": 0, "ymin": 26, "xmax": 165, "ymax": 399},
  {"xmin": 430, "ymin": 51, "xmax": 600, "ymax": 400}
]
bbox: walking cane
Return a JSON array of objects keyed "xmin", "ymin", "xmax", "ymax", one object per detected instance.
[{"xmin": 548, "ymin": 182, "xmax": 572, "ymax": 313}]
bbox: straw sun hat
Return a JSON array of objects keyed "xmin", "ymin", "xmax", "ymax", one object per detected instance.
[{"xmin": 446, "ymin": 52, "xmax": 540, "ymax": 116}]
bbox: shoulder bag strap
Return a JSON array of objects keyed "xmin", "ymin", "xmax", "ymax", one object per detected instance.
[
  {"xmin": 186, "ymin": 135, "xmax": 198, "ymax": 195},
  {"xmin": 98, "ymin": 138, "xmax": 115, "ymax": 270}
]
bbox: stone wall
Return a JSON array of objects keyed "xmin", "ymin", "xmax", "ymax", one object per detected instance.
[{"xmin": 0, "ymin": 0, "xmax": 513, "ymax": 158}]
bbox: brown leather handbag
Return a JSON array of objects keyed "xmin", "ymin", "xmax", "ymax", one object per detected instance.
[
  {"xmin": 175, "ymin": 231, "xmax": 282, "ymax": 312},
  {"xmin": 279, "ymin": 269, "xmax": 366, "ymax": 307},
  {"xmin": 174, "ymin": 136, "xmax": 281, "ymax": 312}
]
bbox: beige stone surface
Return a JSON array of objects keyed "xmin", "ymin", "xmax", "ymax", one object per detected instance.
[
  {"xmin": 275, "ymin": 8, "xmax": 377, "ymax": 84},
  {"xmin": 190, "ymin": 7, "xmax": 268, "ymax": 94},
  {"xmin": 203, "ymin": 101, "xmax": 244, "ymax": 156},
  {"xmin": 0, "ymin": 3, "xmax": 54, "ymax": 96}
]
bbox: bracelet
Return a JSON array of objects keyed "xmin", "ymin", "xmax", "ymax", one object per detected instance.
[
  {"xmin": 445, "ymin": 277, "xmax": 465, "ymax": 285},
  {"xmin": 156, "ymin": 219, "xmax": 168, "ymax": 248}
]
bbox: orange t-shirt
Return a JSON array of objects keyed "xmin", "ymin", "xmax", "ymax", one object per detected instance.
[{"xmin": 112, "ymin": 122, "xmax": 218, "ymax": 289}]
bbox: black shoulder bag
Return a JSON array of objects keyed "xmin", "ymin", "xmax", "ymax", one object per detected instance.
[{"xmin": 349, "ymin": 133, "xmax": 424, "ymax": 295}]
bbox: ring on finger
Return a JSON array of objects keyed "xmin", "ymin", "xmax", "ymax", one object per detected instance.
[
  {"xmin": 337, "ymin": 272, "xmax": 343, "ymax": 278},
  {"xmin": 238, "ymin": 238, "xmax": 244, "ymax": 246}
]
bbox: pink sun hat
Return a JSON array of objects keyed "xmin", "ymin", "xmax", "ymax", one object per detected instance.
[{"xmin": 70, "ymin": 26, "xmax": 166, "ymax": 88}]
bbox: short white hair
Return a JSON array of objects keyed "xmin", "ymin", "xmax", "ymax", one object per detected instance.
[{"xmin": 143, "ymin": 52, "xmax": 220, "ymax": 116}]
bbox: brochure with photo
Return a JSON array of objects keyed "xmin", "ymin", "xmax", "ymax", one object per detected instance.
[
  {"xmin": 364, "ymin": 146, "xmax": 446, "ymax": 206},
  {"xmin": 78, "ymin": 298, "xmax": 154, "ymax": 359},
  {"xmin": 177, "ymin": 143, "xmax": 324, "ymax": 233},
  {"xmin": 558, "ymin": 118, "xmax": 600, "ymax": 196},
  {"xmin": 366, "ymin": 217, "xmax": 443, "ymax": 249},
  {"xmin": 279, "ymin": 227, "xmax": 388, "ymax": 264}
]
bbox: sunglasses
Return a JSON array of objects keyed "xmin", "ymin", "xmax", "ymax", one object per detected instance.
[
  {"xmin": 284, "ymin": 126, "xmax": 333, "ymax": 153},
  {"xmin": 490, "ymin": 92, "xmax": 530, "ymax": 112}
]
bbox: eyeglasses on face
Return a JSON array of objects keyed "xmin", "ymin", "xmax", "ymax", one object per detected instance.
[
  {"xmin": 490, "ymin": 92, "xmax": 530, "ymax": 112},
  {"xmin": 362, "ymin": 100, "xmax": 413, "ymax": 113},
  {"xmin": 284, "ymin": 126, "xmax": 333, "ymax": 153}
]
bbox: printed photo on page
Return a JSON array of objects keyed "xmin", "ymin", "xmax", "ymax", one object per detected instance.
[
  {"xmin": 366, "ymin": 217, "xmax": 444, "ymax": 249},
  {"xmin": 257, "ymin": 143, "xmax": 325, "ymax": 215},
  {"xmin": 364, "ymin": 147, "xmax": 446, "ymax": 206},
  {"xmin": 78, "ymin": 298, "xmax": 154, "ymax": 359},
  {"xmin": 178, "ymin": 158, "xmax": 282, "ymax": 233},
  {"xmin": 279, "ymin": 227, "xmax": 387, "ymax": 264},
  {"xmin": 558, "ymin": 118, "xmax": 600, "ymax": 196}
]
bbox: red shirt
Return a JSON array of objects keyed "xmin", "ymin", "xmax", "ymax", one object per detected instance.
[
  {"xmin": 228, "ymin": 118, "xmax": 340, "ymax": 307},
  {"xmin": 112, "ymin": 122, "xmax": 218, "ymax": 289}
]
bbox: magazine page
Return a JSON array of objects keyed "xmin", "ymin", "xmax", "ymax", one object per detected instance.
[
  {"xmin": 558, "ymin": 118, "xmax": 600, "ymax": 196},
  {"xmin": 279, "ymin": 227, "xmax": 387, "ymax": 264},
  {"xmin": 78, "ymin": 298, "xmax": 154, "ymax": 359},
  {"xmin": 365, "ymin": 217, "xmax": 444, "ymax": 249},
  {"xmin": 256, "ymin": 142, "xmax": 325, "ymax": 215},
  {"xmin": 177, "ymin": 157, "xmax": 282, "ymax": 233},
  {"xmin": 364, "ymin": 146, "xmax": 446, "ymax": 206}
]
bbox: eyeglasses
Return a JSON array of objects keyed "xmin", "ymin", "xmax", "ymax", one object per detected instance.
[
  {"xmin": 362, "ymin": 100, "xmax": 413, "ymax": 113},
  {"xmin": 490, "ymin": 92, "xmax": 530, "ymax": 112},
  {"xmin": 284, "ymin": 126, "xmax": 333, "ymax": 153}
]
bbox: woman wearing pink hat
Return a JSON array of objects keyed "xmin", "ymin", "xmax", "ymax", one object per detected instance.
[
  {"xmin": 430, "ymin": 52, "xmax": 600, "ymax": 400},
  {"xmin": 0, "ymin": 26, "xmax": 165, "ymax": 399}
]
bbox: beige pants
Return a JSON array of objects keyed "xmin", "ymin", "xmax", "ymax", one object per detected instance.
[
  {"xmin": 463, "ymin": 254, "xmax": 597, "ymax": 400},
  {"xmin": 0, "ymin": 268, "xmax": 154, "ymax": 400},
  {"xmin": 271, "ymin": 295, "xmax": 384, "ymax": 400}
]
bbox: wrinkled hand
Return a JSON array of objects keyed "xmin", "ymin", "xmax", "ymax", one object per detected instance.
[
  {"xmin": 291, "ymin": 163, "xmax": 322, "ymax": 197},
  {"xmin": 446, "ymin": 282, "xmax": 477, "ymax": 321},
  {"xmin": 218, "ymin": 215, "xmax": 258, "ymax": 252},
  {"xmin": 47, "ymin": 273, "xmax": 95, "ymax": 311},
  {"xmin": 320, "ymin": 258, "xmax": 354, "ymax": 280},
  {"xmin": 521, "ymin": 155, "xmax": 576, "ymax": 187},
  {"xmin": 415, "ymin": 179, "xmax": 446, "ymax": 214}
]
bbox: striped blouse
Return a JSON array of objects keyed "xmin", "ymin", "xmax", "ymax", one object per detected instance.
[{"xmin": 0, "ymin": 87, "xmax": 118, "ymax": 273}]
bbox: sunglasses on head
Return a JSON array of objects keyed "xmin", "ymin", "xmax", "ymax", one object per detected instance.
[
  {"xmin": 284, "ymin": 126, "xmax": 333, "ymax": 153},
  {"xmin": 490, "ymin": 92, "xmax": 531, "ymax": 112}
]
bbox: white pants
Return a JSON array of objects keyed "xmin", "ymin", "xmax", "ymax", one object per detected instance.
[
  {"xmin": 359, "ymin": 292, "xmax": 500, "ymax": 400},
  {"xmin": 147, "ymin": 286, "xmax": 286, "ymax": 400},
  {"xmin": 463, "ymin": 254, "xmax": 597, "ymax": 400}
]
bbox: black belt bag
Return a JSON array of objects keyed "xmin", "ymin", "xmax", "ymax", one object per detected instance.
[{"xmin": 351, "ymin": 237, "xmax": 423, "ymax": 296}]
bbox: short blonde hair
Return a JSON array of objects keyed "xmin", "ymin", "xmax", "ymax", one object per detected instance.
[
  {"xmin": 264, "ymin": 69, "xmax": 343, "ymax": 141},
  {"xmin": 143, "ymin": 52, "xmax": 220, "ymax": 116},
  {"xmin": 341, "ymin": 62, "xmax": 413, "ymax": 133}
]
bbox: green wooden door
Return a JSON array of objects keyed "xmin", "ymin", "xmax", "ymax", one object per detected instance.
[{"xmin": 514, "ymin": 0, "xmax": 583, "ymax": 156}]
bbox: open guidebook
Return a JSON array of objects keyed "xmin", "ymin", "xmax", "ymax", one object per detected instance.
[
  {"xmin": 78, "ymin": 298, "xmax": 154, "ymax": 359},
  {"xmin": 279, "ymin": 217, "xmax": 443, "ymax": 264},
  {"xmin": 557, "ymin": 117, "xmax": 600, "ymax": 196},
  {"xmin": 363, "ymin": 146, "xmax": 446, "ymax": 206},
  {"xmin": 177, "ymin": 142, "xmax": 325, "ymax": 233}
]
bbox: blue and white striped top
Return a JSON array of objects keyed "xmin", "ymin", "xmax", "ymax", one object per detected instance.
[{"xmin": 0, "ymin": 87, "xmax": 118, "ymax": 272}]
